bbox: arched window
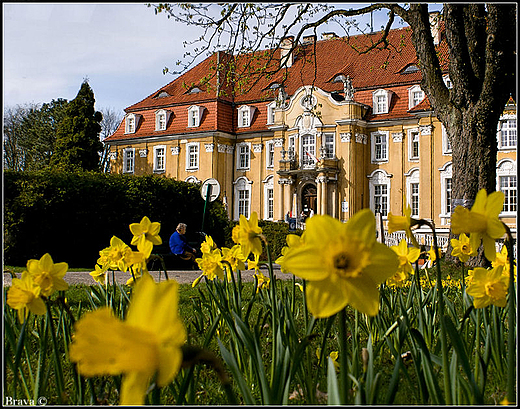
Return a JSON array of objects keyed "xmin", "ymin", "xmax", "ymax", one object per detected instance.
[
  {"xmin": 439, "ymin": 162, "xmax": 452, "ymax": 225},
  {"xmin": 497, "ymin": 159, "xmax": 517, "ymax": 215},
  {"xmin": 368, "ymin": 169, "xmax": 392, "ymax": 217},
  {"xmin": 234, "ymin": 177, "xmax": 252, "ymax": 220},
  {"xmin": 263, "ymin": 176, "xmax": 274, "ymax": 220},
  {"xmin": 405, "ymin": 168, "xmax": 420, "ymax": 217}
]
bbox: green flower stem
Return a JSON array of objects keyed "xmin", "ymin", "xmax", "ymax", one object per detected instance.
[
  {"xmin": 424, "ymin": 219, "xmax": 453, "ymax": 405},
  {"xmin": 264, "ymin": 241, "xmax": 279, "ymax": 391},
  {"xmin": 338, "ymin": 308, "xmax": 349, "ymax": 404},
  {"xmin": 503, "ymin": 223, "xmax": 516, "ymax": 403},
  {"xmin": 45, "ymin": 300, "xmax": 65, "ymax": 404},
  {"xmin": 473, "ymin": 308, "xmax": 481, "ymax": 383}
]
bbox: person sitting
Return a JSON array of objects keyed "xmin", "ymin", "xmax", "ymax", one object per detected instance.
[{"xmin": 169, "ymin": 223, "xmax": 196, "ymax": 264}]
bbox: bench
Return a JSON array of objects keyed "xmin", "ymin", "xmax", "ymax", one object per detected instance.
[{"xmin": 147, "ymin": 237, "xmax": 203, "ymax": 274}]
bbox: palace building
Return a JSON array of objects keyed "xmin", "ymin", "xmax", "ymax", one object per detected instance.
[{"xmin": 104, "ymin": 17, "xmax": 517, "ymax": 239}]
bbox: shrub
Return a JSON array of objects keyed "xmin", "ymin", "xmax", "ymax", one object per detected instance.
[{"xmin": 3, "ymin": 169, "xmax": 229, "ymax": 267}]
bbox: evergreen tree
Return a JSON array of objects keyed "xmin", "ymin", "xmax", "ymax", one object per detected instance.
[{"xmin": 51, "ymin": 80, "xmax": 103, "ymax": 171}]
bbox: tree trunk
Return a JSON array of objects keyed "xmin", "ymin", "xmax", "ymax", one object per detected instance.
[{"xmin": 401, "ymin": 3, "xmax": 516, "ymax": 266}]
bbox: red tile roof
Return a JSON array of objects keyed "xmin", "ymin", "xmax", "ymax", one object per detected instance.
[{"xmin": 106, "ymin": 25, "xmax": 449, "ymax": 143}]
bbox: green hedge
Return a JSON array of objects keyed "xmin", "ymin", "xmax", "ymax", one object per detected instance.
[{"xmin": 4, "ymin": 170, "xmax": 231, "ymax": 268}]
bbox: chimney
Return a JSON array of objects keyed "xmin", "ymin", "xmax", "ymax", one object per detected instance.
[
  {"xmin": 322, "ymin": 32, "xmax": 338, "ymax": 40},
  {"xmin": 302, "ymin": 34, "xmax": 317, "ymax": 45},
  {"xmin": 429, "ymin": 11, "xmax": 441, "ymax": 45},
  {"xmin": 280, "ymin": 36, "xmax": 294, "ymax": 68}
]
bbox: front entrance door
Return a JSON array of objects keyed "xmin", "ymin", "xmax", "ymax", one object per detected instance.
[{"xmin": 301, "ymin": 183, "xmax": 317, "ymax": 219}]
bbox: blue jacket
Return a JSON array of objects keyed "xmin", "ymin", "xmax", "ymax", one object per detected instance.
[{"xmin": 169, "ymin": 231, "xmax": 194, "ymax": 255}]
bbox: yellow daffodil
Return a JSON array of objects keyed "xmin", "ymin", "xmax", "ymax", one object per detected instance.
[
  {"xmin": 387, "ymin": 204, "xmax": 420, "ymax": 247},
  {"xmin": 466, "ymin": 265, "xmax": 508, "ymax": 308},
  {"xmin": 90, "ymin": 264, "xmax": 107, "ymax": 284},
  {"xmin": 254, "ymin": 270, "xmax": 270, "ymax": 293},
  {"xmin": 200, "ymin": 235, "xmax": 217, "ymax": 254},
  {"xmin": 69, "ymin": 274, "xmax": 186, "ymax": 405},
  {"xmin": 98, "ymin": 236, "xmax": 133, "ymax": 272},
  {"xmin": 450, "ymin": 233, "xmax": 477, "ymax": 263},
  {"xmin": 221, "ymin": 245, "xmax": 246, "ymax": 273},
  {"xmin": 129, "ymin": 216, "xmax": 162, "ymax": 259},
  {"xmin": 387, "ymin": 239, "xmax": 420, "ymax": 286},
  {"xmin": 428, "ymin": 247, "xmax": 437, "ymax": 263},
  {"xmin": 7, "ymin": 272, "xmax": 47, "ymax": 323},
  {"xmin": 492, "ymin": 245, "xmax": 516, "ymax": 282},
  {"xmin": 277, "ymin": 210, "xmax": 399, "ymax": 317},
  {"xmin": 26, "ymin": 253, "xmax": 68, "ymax": 297},
  {"xmin": 316, "ymin": 348, "xmax": 340, "ymax": 371},
  {"xmin": 235, "ymin": 212, "xmax": 264, "ymax": 258},
  {"xmin": 275, "ymin": 234, "xmax": 305, "ymax": 273},
  {"xmin": 247, "ymin": 254, "xmax": 261, "ymax": 272},
  {"xmin": 451, "ymin": 189, "xmax": 505, "ymax": 261},
  {"xmin": 195, "ymin": 248, "xmax": 224, "ymax": 281}
]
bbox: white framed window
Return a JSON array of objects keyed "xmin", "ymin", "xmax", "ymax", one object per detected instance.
[
  {"xmin": 498, "ymin": 118, "xmax": 517, "ymax": 149},
  {"xmin": 372, "ymin": 89, "xmax": 391, "ymax": 114},
  {"xmin": 368, "ymin": 169, "xmax": 391, "ymax": 217},
  {"xmin": 288, "ymin": 135, "xmax": 297, "ymax": 159},
  {"xmin": 236, "ymin": 143, "xmax": 251, "ymax": 170},
  {"xmin": 188, "ymin": 105, "xmax": 204, "ymax": 128},
  {"xmin": 301, "ymin": 134, "xmax": 316, "ymax": 167},
  {"xmin": 497, "ymin": 159, "xmax": 517, "ymax": 216},
  {"xmin": 238, "ymin": 105, "xmax": 255, "ymax": 128},
  {"xmin": 123, "ymin": 148, "xmax": 135, "ymax": 173},
  {"xmin": 267, "ymin": 101, "xmax": 276, "ymax": 125},
  {"xmin": 408, "ymin": 128, "xmax": 420, "ymax": 160},
  {"xmin": 323, "ymin": 133, "xmax": 335, "ymax": 158},
  {"xmin": 125, "ymin": 113, "xmax": 139, "ymax": 134},
  {"xmin": 185, "ymin": 176, "xmax": 200, "ymax": 183},
  {"xmin": 441, "ymin": 124, "xmax": 452, "ymax": 154},
  {"xmin": 408, "ymin": 85, "xmax": 424, "ymax": 109},
  {"xmin": 233, "ymin": 176, "xmax": 252, "ymax": 220},
  {"xmin": 439, "ymin": 162, "xmax": 452, "ymax": 224},
  {"xmin": 263, "ymin": 176, "xmax": 274, "ymax": 220},
  {"xmin": 371, "ymin": 131, "xmax": 389, "ymax": 162},
  {"xmin": 186, "ymin": 142, "xmax": 199, "ymax": 170},
  {"xmin": 405, "ymin": 168, "xmax": 420, "ymax": 217},
  {"xmin": 266, "ymin": 140, "xmax": 275, "ymax": 168},
  {"xmin": 153, "ymin": 145, "xmax": 166, "ymax": 172},
  {"xmin": 155, "ymin": 109, "xmax": 170, "ymax": 131}
]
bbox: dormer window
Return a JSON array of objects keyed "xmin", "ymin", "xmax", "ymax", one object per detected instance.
[
  {"xmin": 188, "ymin": 87, "xmax": 202, "ymax": 94},
  {"xmin": 238, "ymin": 105, "xmax": 255, "ymax": 128},
  {"xmin": 443, "ymin": 74, "xmax": 453, "ymax": 89},
  {"xmin": 267, "ymin": 101, "xmax": 276, "ymax": 125},
  {"xmin": 155, "ymin": 91, "xmax": 170, "ymax": 98},
  {"xmin": 408, "ymin": 85, "xmax": 425, "ymax": 109},
  {"xmin": 188, "ymin": 105, "xmax": 204, "ymax": 128},
  {"xmin": 401, "ymin": 64, "xmax": 419, "ymax": 74},
  {"xmin": 155, "ymin": 109, "xmax": 171, "ymax": 131},
  {"xmin": 125, "ymin": 113, "xmax": 141, "ymax": 134},
  {"xmin": 372, "ymin": 89, "xmax": 391, "ymax": 114}
]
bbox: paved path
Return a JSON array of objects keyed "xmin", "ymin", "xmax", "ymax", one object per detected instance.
[{"xmin": 3, "ymin": 265, "xmax": 286, "ymax": 287}]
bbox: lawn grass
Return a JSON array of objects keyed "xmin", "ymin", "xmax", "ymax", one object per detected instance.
[{"xmin": 3, "ymin": 260, "xmax": 513, "ymax": 405}]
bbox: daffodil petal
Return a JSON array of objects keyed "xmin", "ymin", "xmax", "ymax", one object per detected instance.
[
  {"xmin": 344, "ymin": 209, "xmax": 375, "ymax": 245},
  {"xmin": 482, "ymin": 236, "xmax": 497, "ymax": 262},
  {"xmin": 306, "ymin": 277, "xmax": 348, "ymax": 318},
  {"xmin": 343, "ymin": 278, "xmax": 380, "ymax": 316},
  {"xmin": 362, "ymin": 243, "xmax": 399, "ymax": 283},
  {"xmin": 304, "ymin": 215, "xmax": 339, "ymax": 247},
  {"xmin": 69, "ymin": 308, "xmax": 158, "ymax": 377},
  {"xmin": 485, "ymin": 190, "xmax": 505, "ymax": 217},
  {"xmin": 120, "ymin": 371, "xmax": 152, "ymax": 406},
  {"xmin": 278, "ymin": 246, "xmax": 330, "ymax": 281}
]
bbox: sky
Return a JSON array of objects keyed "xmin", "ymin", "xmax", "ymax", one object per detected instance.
[{"xmin": 3, "ymin": 3, "xmax": 441, "ymax": 117}]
